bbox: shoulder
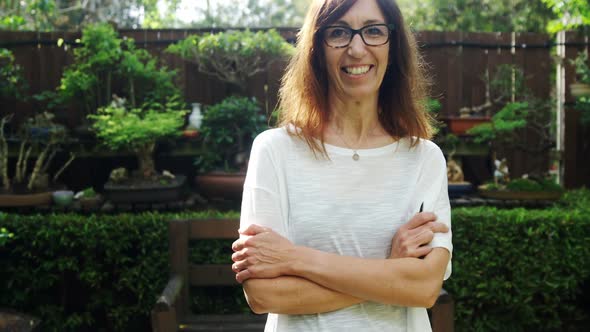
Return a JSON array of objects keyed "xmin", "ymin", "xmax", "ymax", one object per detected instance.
[
  {"xmin": 253, "ymin": 127, "xmax": 293, "ymax": 149},
  {"xmin": 251, "ymin": 127, "xmax": 297, "ymax": 162},
  {"xmin": 398, "ymin": 137, "xmax": 444, "ymax": 157}
]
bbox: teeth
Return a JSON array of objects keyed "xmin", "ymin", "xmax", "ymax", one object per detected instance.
[{"xmin": 344, "ymin": 65, "xmax": 370, "ymax": 75}]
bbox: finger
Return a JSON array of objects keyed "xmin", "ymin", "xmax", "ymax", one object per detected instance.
[
  {"xmin": 406, "ymin": 212, "xmax": 437, "ymax": 230},
  {"xmin": 235, "ymin": 269, "xmax": 252, "ymax": 283},
  {"xmin": 231, "ymin": 236, "xmax": 250, "ymax": 252},
  {"xmin": 429, "ymin": 221, "xmax": 449, "ymax": 234},
  {"xmin": 414, "ymin": 229, "xmax": 435, "ymax": 246},
  {"xmin": 414, "ymin": 246, "xmax": 433, "ymax": 258},
  {"xmin": 231, "ymin": 247, "xmax": 252, "ymax": 262},
  {"xmin": 238, "ymin": 223, "xmax": 270, "ymax": 236}
]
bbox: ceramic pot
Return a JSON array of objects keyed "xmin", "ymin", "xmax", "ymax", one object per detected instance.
[
  {"xmin": 195, "ymin": 171, "xmax": 246, "ymax": 200},
  {"xmin": 444, "ymin": 116, "xmax": 491, "ymax": 135},
  {"xmin": 52, "ymin": 190, "xmax": 74, "ymax": 206}
]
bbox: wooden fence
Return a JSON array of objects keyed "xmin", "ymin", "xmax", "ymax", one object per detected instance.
[{"xmin": 0, "ymin": 28, "xmax": 588, "ymax": 188}]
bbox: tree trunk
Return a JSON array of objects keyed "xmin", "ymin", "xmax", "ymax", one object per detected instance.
[
  {"xmin": 136, "ymin": 142, "xmax": 156, "ymax": 179},
  {"xmin": 0, "ymin": 118, "xmax": 9, "ymax": 190}
]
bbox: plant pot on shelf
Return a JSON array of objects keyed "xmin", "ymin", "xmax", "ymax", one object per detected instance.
[
  {"xmin": 444, "ymin": 116, "xmax": 491, "ymax": 135},
  {"xmin": 195, "ymin": 171, "xmax": 247, "ymax": 201},
  {"xmin": 478, "ymin": 189, "xmax": 562, "ymax": 201},
  {"xmin": 0, "ymin": 191, "xmax": 53, "ymax": 207},
  {"xmin": 103, "ymin": 175, "xmax": 187, "ymax": 204},
  {"xmin": 79, "ymin": 195, "xmax": 103, "ymax": 210},
  {"xmin": 52, "ymin": 190, "xmax": 74, "ymax": 207},
  {"xmin": 570, "ymin": 83, "xmax": 590, "ymax": 98}
]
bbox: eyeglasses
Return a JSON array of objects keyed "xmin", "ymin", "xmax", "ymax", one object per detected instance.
[{"xmin": 322, "ymin": 23, "xmax": 395, "ymax": 48}]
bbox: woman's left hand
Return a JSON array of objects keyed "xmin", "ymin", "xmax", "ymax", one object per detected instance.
[{"xmin": 231, "ymin": 224, "xmax": 297, "ymax": 283}]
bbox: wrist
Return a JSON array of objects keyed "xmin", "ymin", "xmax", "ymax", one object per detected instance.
[{"xmin": 285, "ymin": 245, "xmax": 312, "ymax": 276}]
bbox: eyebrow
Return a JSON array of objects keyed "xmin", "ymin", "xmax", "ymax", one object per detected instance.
[{"xmin": 333, "ymin": 19, "xmax": 385, "ymax": 27}]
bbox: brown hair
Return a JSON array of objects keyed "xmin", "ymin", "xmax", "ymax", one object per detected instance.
[{"xmin": 277, "ymin": 0, "xmax": 433, "ymax": 157}]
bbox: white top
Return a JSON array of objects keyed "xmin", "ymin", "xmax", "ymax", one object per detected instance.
[{"xmin": 240, "ymin": 127, "xmax": 452, "ymax": 332}]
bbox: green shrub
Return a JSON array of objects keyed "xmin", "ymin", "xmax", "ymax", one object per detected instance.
[
  {"xmin": 448, "ymin": 200, "xmax": 590, "ymax": 331},
  {"xmin": 1, "ymin": 191, "xmax": 590, "ymax": 331},
  {"xmin": 0, "ymin": 210, "xmax": 239, "ymax": 332}
]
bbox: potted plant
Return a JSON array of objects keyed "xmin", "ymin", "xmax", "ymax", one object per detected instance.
[
  {"xmin": 467, "ymin": 65, "xmax": 561, "ymax": 199},
  {"xmin": 74, "ymin": 187, "xmax": 103, "ymax": 211},
  {"xmin": 167, "ymin": 29, "xmax": 293, "ymax": 200},
  {"xmin": 89, "ymin": 96, "xmax": 188, "ymax": 203},
  {"xmin": 569, "ymin": 51, "xmax": 590, "ymax": 97},
  {"xmin": 194, "ymin": 96, "xmax": 268, "ymax": 200},
  {"xmin": 56, "ymin": 23, "xmax": 179, "ymax": 136},
  {"xmin": 166, "ymin": 29, "xmax": 294, "ymax": 94},
  {"xmin": 0, "ymin": 113, "xmax": 76, "ymax": 207}
]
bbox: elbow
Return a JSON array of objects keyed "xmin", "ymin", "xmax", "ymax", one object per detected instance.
[
  {"xmin": 422, "ymin": 282, "xmax": 444, "ymax": 308},
  {"xmin": 243, "ymin": 280, "xmax": 272, "ymax": 314}
]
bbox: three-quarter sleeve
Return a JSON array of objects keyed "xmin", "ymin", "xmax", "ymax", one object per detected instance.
[
  {"xmin": 418, "ymin": 144, "xmax": 453, "ymax": 280},
  {"xmin": 240, "ymin": 133, "xmax": 289, "ymax": 238}
]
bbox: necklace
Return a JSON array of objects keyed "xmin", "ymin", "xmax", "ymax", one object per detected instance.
[{"xmin": 332, "ymin": 124, "xmax": 378, "ymax": 161}]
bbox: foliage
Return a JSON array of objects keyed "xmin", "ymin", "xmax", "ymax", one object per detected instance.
[
  {"xmin": 0, "ymin": 212, "xmax": 13, "ymax": 247},
  {"xmin": 58, "ymin": 23, "xmax": 180, "ymax": 116},
  {"xmin": 447, "ymin": 198, "xmax": 590, "ymax": 331},
  {"xmin": 80, "ymin": 187, "xmax": 97, "ymax": 198},
  {"xmin": 468, "ymin": 101, "xmax": 529, "ymax": 143},
  {"xmin": 2, "ymin": 194, "xmax": 590, "ymax": 331},
  {"xmin": 189, "ymin": 0, "xmax": 309, "ymax": 28},
  {"xmin": 542, "ymin": 0, "xmax": 590, "ymax": 33},
  {"xmin": 89, "ymin": 98, "xmax": 186, "ymax": 152},
  {"xmin": 574, "ymin": 96, "xmax": 590, "ymax": 126},
  {"xmin": 467, "ymin": 65, "xmax": 555, "ymax": 175},
  {"xmin": 88, "ymin": 96, "xmax": 187, "ymax": 179},
  {"xmin": 1, "ymin": 112, "xmax": 75, "ymax": 192},
  {"xmin": 0, "ymin": 210, "xmax": 237, "ymax": 332},
  {"xmin": 0, "ymin": 48, "xmax": 27, "ymax": 100},
  {"xmin": 195, "ymin": 96, "xmax": 268, "ymax": 173},
  {"xmin": 0, "ymin": 0, "xmax": 182, "ymax": 31},
  {"xmin": 398, "ymin": 0, "xmax": 556, "ymax": 33},
  {"xmin": 570, "ymin": 51, "xmax": 590, "ymax": 85},
  {"xmin": 167, "ymin": 29, "xmax": 294, "ymax": 91}
]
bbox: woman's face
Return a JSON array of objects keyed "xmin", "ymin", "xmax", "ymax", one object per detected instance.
[{"xmin": 322, "ymin": 0, "xmax": 390, "ymax": 103}]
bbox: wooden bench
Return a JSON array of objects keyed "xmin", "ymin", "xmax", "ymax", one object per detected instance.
[{"xmin": 151, "ymin": 218, "xmax": 454, "ymax": 332}]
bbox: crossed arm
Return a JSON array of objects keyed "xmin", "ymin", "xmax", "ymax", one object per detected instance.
[{"xmin": 231, "ymin": 212, "xmax": 450, "ymax": 315}]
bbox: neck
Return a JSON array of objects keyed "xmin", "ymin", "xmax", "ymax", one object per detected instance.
[{"xmin": 327, "ymin": 97, "xmax": 381, "ymax": 147}]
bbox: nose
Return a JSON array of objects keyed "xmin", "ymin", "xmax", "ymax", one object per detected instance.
[{"xmin": 347, "ymin": 33, "xmax": 367, "ymax": 58}]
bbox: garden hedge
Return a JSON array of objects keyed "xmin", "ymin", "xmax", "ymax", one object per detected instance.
[{"xmin": 0, "ymin": 189, "xmax": 589, "ymax": 331}]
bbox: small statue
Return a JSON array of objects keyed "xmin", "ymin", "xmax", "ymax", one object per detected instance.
[
  {"xmin": 494, "ymin": 158, "xmax": 510, "ymax": 185},
  {"xmin": 447, "ymin": 158, "xmax": 465, "ymax": 183}
]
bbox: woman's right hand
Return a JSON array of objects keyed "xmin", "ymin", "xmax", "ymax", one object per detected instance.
[{"xmin": 390, "ymin": 212, "xmax": 448, "ymax": 259}]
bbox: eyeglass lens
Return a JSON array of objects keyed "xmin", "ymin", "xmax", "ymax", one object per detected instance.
[{"xmin": 323, "ymin": 24, "xmax": 391, "ymax": 48}]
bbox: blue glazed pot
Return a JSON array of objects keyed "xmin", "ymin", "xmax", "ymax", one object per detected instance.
[{"xmin": 52, "ymin": 190, "xmax": 74, "ymax": 206}]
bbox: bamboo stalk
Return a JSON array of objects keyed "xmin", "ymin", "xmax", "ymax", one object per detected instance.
[
  {"xmin": 53, "ymin": 152, "xmax": 76, "ymax": 183},
  {"xmin": 19, "ymin": 145, "xmax": 32, "ymax": 184},
  {"xmin": 15, "ymin": 138, "xmax": 27, "ymax": 182},
  {"xmin": 27, "ymin": 144, "xmax": 50, "ymax": 190},
  {"xmin": 41, "ymin": 149, "xmax": 57, "ymax": 174}
]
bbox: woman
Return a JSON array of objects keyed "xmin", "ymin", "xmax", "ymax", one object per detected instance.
[{"xmin": 231, "ymin": 0, "xmax": 452, "ymax": 331}]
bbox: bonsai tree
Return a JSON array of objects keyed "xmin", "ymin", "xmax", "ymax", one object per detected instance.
[
  {"xmin": 0, "ymin": 48, "xmax": 27, "ymax": 101},
  {"xmin": 168, "ymin": 29, "xmax": 290, "ymax": 174},
  {"xmin": 166, "ymin": 29, "xmax": 294, "ymax": 93},
  {"xmin": 1, "ymin": 113, "xmax": 75, "ymax": 193},
  {"xmin": 468, "ymin": 64, "xmax": 559, "ymax": 189},
  {"xmin": 57, "ymin": 23, "xmax": 179, "ymax": 117},
  {"xmin": 195, "ymin": 96, "xmax": 267, "ymax": 173},
  {"xmin": 89, "ymin": 96, "xmax": 187, "ymax": 180}
]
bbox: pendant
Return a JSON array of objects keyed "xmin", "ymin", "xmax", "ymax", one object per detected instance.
[{"xmin": 352, "ymin": 152, "xmax": 360, "ymax": 161}]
